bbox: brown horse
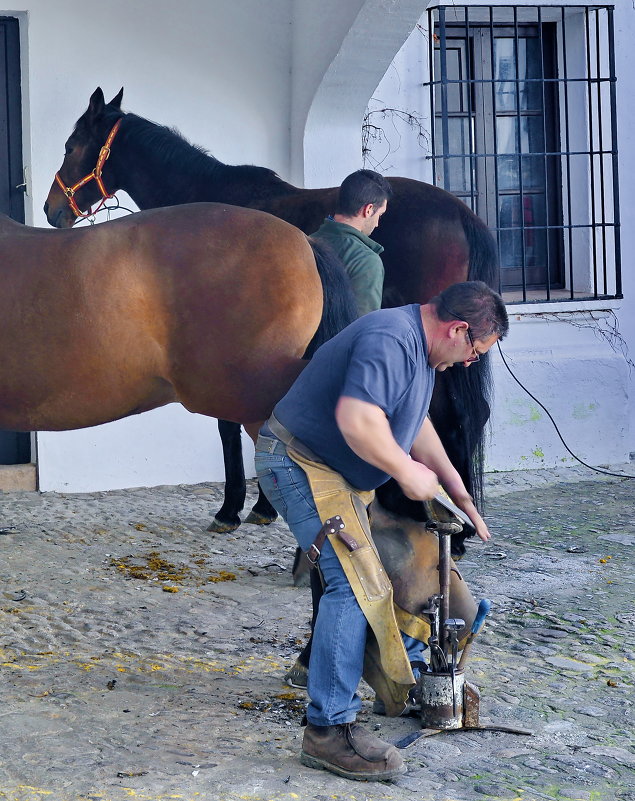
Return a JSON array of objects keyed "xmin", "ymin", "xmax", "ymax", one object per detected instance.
[
  {"xmin": 0, "ymin": 204, "xmax": 355, "ymax": 433},
  {"xmin": 44, "ymin": 88, "xmax": 498, "ymax": 537}
]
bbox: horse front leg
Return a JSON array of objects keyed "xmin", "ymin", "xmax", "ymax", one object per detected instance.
[{"xmin": 208, "ymin": 419, "xmax": 246, "ymax": 533}]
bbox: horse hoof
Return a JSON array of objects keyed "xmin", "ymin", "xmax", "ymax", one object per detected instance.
[
  {"xmin": 292, "ymin": 568, "xmax": 312, "ymax": 588},
  {"xmin": 284, "ymin": 659, "xmax": 308, "ymax": 689},
  {"xmin": 292, "ymin": 552, "xmax": 313, "ymax": 587},
  {"xmin": 206, "ymin": 518, "xmax": 240, "ymax": 534},
  {"xmin": 244, "ymin": 511, "xmax": 278, "ymax": 526}
]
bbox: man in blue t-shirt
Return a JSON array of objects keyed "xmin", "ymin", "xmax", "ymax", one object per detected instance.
[{"xmin": 254, "ymin": 281, "xmax": 508, "ymax": 782}]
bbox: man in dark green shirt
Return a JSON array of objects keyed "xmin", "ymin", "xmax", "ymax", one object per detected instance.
[{"xmin": 311, "ymin": 170, "xmax": 392, "ymax": 316}]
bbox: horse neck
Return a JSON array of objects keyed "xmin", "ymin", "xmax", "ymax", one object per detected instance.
[{"xmin": 113, "ymin": 114, "xmax": 299, "ymax": 210}]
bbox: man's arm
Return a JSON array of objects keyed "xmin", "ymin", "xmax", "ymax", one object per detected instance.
[
  {"xmin": 335, "ymin": 396, "xmax": 439, "ymax": 501},
  {"xmin": 410, "ymin": 417, "xmax": 491, "ymax": 542}
]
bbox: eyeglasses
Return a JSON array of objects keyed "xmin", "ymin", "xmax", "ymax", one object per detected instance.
[
  {"xmin": 465, "ymin": 327, "xmax": 480, "ymax": 363},
  {"xmin": 439, "ymin": 299, "xmax": 480, "ymax": 362}
]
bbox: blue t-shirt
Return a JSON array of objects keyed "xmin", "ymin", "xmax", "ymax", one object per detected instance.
[{"xmin": 273, "ymin": 304, "xmax": 435, "ymax": 490}]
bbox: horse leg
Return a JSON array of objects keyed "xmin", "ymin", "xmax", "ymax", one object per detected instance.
[
  {"xmin": 207, "ymin": 419, "xmax": 246, "ymax": 533},
  {"xmin": 285, "ymin": 565, "xmax": 322, "ymax": 688},
  {"xmin": 238, "ymin": 421, "xmax": 279, "ymax": 525},
  {"xmin": 291, "ymin": 543, "xmax": 313, "ymax": 587},
  {"xmin": 244, "ymin": 485, "xmax": 278, "ymax": 525}
]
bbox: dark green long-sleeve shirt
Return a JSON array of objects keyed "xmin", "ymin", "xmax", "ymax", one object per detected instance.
[{"xmin": 311, "ymin": 218, "xmax": 384, "ymax": 316}]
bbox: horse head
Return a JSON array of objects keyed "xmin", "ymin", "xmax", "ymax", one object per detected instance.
[{"xmin": 44, "ymin": 87, "xmax": 124, "ymax": 228}]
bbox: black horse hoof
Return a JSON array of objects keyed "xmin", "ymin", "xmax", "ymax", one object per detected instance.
[
  {"xmin": 284, "ymin": 659, "xmax": 308, "ymax": 689},
  {"xmin": 207, "ymin": 517, "xmax": 240, "ymax": 534},
  {"xmin": 244, "ymin": 510, "xmax": 278, "ymax": 525}
]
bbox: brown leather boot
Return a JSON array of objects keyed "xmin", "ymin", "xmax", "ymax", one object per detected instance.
[{"xmin": 300, "ymin": 722, "xmax": 406, "ymax": 781}]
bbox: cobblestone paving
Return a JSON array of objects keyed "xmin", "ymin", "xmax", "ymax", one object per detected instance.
[{"xmin": 0, "ymin": 465, "xmax": 633, "ymax": 801}]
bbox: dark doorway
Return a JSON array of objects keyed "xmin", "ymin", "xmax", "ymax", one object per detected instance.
[{"xmin": 1, "ymin": 16, "xmax": 29, "ymax": 465}]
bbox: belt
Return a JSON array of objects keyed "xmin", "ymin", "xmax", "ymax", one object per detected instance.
[
  {"xmin": 255, "ymin": 433, "xmax": 288, "ymax": 456},
  {"xmin": 256, "ymin": 413, "xmax": 328, "ymax": 565},
  {"xmin": 257, "ymin": 413, "xmax": 323, "ymax": 463}
]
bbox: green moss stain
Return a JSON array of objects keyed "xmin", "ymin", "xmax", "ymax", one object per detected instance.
[
  {"xmin": 572, "ymin": 402, "xmax": 599, "ymax": 420},
  {"xmin": 506, "ymin": 398, "xmax": 543, "ymax": 426}
]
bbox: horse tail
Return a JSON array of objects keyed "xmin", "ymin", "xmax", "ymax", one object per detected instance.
[
  {"xmin": 443, "ymin": 205, "xmax": 500, "ymax": 510},
  {"xmin": 459, "ymin": 203, "xmax": 499, "ymax": 290},
  {"xmin": 433, "ymin": 358, "xmax": 493, "ymax": 511},
  {"xmin": 303, "ymin": 238, "xmax": 358, "ymax": 357}
]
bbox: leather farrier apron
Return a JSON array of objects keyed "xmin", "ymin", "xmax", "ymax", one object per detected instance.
[{"xmin": 266, "ymin": 415, "xmax": 477, "ymax": 717}]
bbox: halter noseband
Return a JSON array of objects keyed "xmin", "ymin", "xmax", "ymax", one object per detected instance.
[{"xmin": 55, "ymin": 118, "xmax": 122, "ymax": 219}]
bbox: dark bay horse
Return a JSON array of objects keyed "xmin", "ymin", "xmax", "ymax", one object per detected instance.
[
  {"xmin": 0, "ymin": 205, "xmax": 354, "ymax": 433},
  {"xmin": 44, "ymin": 88, "xmax": 498, "ymax": 539}
]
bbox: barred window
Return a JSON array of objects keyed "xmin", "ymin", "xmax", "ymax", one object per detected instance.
[{"xmin": 426, "ymin": 5, "xmax": 620, "ymax": 303}]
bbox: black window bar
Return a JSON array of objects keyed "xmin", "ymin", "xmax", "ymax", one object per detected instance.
[{"xmin": 426, "ymin": 5, "xmax": 621, "ymax": 303}]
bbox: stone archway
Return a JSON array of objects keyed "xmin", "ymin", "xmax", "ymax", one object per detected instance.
[{"xmin": 290, "ymin": 0, "xmax": 426, "ymax": 188}]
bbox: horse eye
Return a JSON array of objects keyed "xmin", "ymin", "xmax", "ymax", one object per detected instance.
[{"xmin": 64, "ymin": 144, "xmax": 73, "ymax": 156}]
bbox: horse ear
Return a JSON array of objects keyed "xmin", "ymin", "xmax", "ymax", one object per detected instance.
[
  {"xmin": 109, "ymin": 87, "xmax": 124, "ymax": 110},
  {"xmin": 88, "ymin": 87, "xmax": 106, "ymax": 119}
]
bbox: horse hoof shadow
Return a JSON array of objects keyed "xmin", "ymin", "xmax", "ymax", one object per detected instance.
[
  {"xmin": 207, "ymin": 518, "xmax": 240, "ymax": 534},
  {"xmin": 244, "ymin": 511, "xmax": 278, "ymax": 526}
]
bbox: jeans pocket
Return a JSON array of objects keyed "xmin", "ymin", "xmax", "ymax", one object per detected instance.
[{"xmin": 255, "ymin": 467, "xmax": 288, "ymax": 520}]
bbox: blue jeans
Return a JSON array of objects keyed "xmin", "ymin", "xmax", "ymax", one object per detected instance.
[{"xmin": 255, "ymin": 441, "xmax": 424, "ymax": 726}]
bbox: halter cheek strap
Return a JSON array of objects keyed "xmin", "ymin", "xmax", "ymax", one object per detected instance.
[{"xmin": 55, "ymin": 117, "xmax": 122, "ymax": 219}]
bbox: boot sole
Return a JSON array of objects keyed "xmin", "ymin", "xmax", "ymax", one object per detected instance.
[{"xmin": 300, "ymin": 751, "xmax": 407, "ymax": 782}]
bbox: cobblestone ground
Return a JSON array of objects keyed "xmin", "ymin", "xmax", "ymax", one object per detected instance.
[{"xmin": 0, "ymin": 465, "xmax": 633, "ymax": 801}]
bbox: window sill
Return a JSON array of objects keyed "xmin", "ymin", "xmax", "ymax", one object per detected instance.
[{"xmin": 505, "ymin": 296, "xmax": 621, "ymax": 316}]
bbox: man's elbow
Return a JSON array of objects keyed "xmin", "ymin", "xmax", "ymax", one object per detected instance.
[
  {"xmin": 335, "ymin": 398, "xmax": 383, "ymax": 443},
  {"xmin": 335, "ymin": 399, "xmax": 366, "ymax": 441}
]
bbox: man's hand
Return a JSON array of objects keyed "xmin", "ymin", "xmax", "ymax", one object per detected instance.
[
  {"xmin": 410, "ymin": 417, "xmax": 492, "ymax": 542},
  {"xmin": 393, "ymin": 460, "xmax": 440, "ymax": 501},
  {"xmin": 450, "ymin": 491, "xmax": 491, "ymax": 542}
]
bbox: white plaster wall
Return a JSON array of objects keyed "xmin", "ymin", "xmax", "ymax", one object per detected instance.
[
  {"xmin": 291, "ymin": 0, "xmax": 429, "ymax": 188},
  {"xmin": 37, "ymin": 407, "xmax": 255, "ymax": 494},
  {"xmin": 7, "ymin": 0, "xmax": 292, "ymax": 491},
  {"xmin": 486, "ymin": 309, "xmax": 629, "ymax": 471},
  {"xmin": 612, "ymin": 4, "xmax": 635, "ymax": 460},
  {"xmin": 365, "ymin": 26, "xmax": 433, "ymax": 182},
  {"xmin": 368, "ymin": 1, "xmax": 635, "ymax": 471}
]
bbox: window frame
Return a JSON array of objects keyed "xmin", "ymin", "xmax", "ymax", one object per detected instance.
[{"xmin": 426, "ymin": 4, "xmax": 621, "ymax": 304}]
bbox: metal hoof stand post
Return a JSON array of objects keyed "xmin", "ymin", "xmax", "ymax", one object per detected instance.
[{"xmin": 395, "ymin": 526, "xmax": 532, "ymax": 750}]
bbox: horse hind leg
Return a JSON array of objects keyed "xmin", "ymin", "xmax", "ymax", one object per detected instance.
[
  {"xmin": 208, "ymin": 419, "xmax": 246, "ymax": 533},
  {"xmin": 244, "ymin": 484, "xmax": 278, "ymax": 525},
  {"xmin": 284, "ymin": 565, "xmax": 322, "ymax": 689},
  {"xmin": 209, "ymin": 420, "xmax": 278, "ymax": 532}
]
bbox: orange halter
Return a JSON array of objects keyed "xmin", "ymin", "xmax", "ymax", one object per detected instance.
[{"xmin": 54, "ymin": 118, "xmax": 122, "ymax": 219}]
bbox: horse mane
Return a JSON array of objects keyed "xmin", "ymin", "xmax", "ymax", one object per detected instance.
[{"xmin": 112, "ymin": 112, "xmax": 297, "ymax": 203}]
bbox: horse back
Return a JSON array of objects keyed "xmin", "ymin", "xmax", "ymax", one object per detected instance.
[
  {"xmin": 251, "ymin": 177, "xmax": 482, "ymax": 305},
  {"xmin": 131, "ymin": 204, "xmax": 324, "ymax": 421},
  {"xmin": 0, "ymin": 205, "xmax": 323, "ymax": 430}
]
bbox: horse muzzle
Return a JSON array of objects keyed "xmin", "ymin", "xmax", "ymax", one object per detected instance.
[{"xmin": 43, "ymin": 200, "xmax": 76, "ymax": 229}]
